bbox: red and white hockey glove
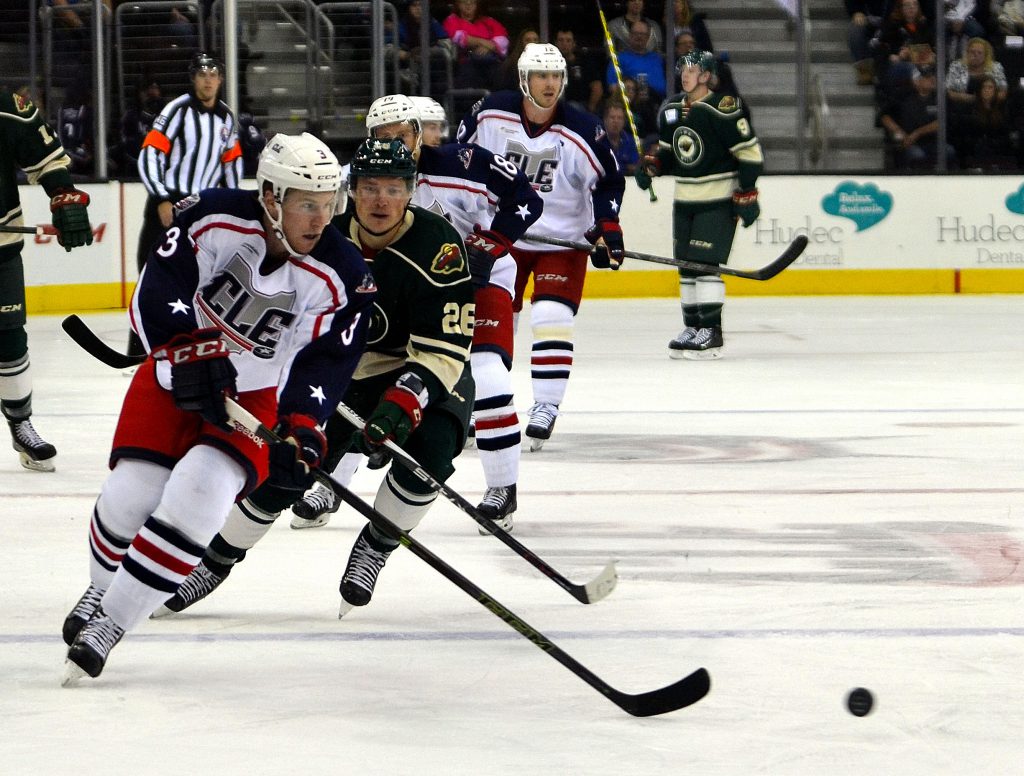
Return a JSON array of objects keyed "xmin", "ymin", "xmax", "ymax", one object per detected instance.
[
  {"xmin": 158, "ymin": 328, "xmax": 237, "ymax": 431},
  {"xmin": 464, "ymin": 226, "xmax": 512, "ymax": 288},
  {"xmin": 352, "ymin": 372, "xmax": 427, "ymax": 456},
  {"xmin": 268, "ymin": 413, "xmax": 327, "ymax": 492},
  {"xmin": 732, "ymin": 188, "xmax": 760, "ymax": 228},
  {"xmin": 50, "ymin": 187, "xmax": 93, "ymax": 252},
  {"xmin": 584, "ymin": 219, "xmax": 625, "ymax": 270}
]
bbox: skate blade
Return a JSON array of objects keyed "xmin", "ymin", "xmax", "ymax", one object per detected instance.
[
  {"xmin": 527, "ymin": 436, "xmax": 546, "ymax": 452},
  {"xmin": 477, "ymin": 516, "xmax": 514, "ymax": 535},
  {"xmin": 681, "ymin": 348, "xmax": 722, "ymax": 361},
  {"xmin": 17, "ymin": 451, "xmax": 55, "ymax": 472},
  {"xmin": 61, "ymin": 659, "xmax": 89, "ymax": 687},
  {"xmin": 290, "ymin": 513, "xmax": 331, "ymax": 530},
  {"xmin": 338, "ymin": 599, "xmax": 355, "ymax": 619},
  {"xmin": 150, "ymin": 604, "xmax": 176, "ymax": 619}
]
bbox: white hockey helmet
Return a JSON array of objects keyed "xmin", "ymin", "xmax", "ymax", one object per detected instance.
[
  {"xmin": 409, "ymin": 95, "xmax": 449, "ymax": 142},
  {"xmin": 365, "ymin": 94, "xmax": 422, "ymax": 136},
  {"xmin": 517, "ymin": 42, "xmax": 567, "ymax": 107},
  {"xmin": 257, "ymin": 132, "xmax": 342, "ymax": 256}
]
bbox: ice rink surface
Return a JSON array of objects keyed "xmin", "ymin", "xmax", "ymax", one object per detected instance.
[{"xmin": 1, "ymin": 296, "xmax": 1021, "ymax": 775}]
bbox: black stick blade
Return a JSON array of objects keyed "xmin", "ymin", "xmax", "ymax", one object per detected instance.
[
  {"xmin": 61, "ymin": 314, "xmax": 145, "ymax": 370},
  {"xmin": 612, "ymin": 667, "xmax": 711, "ymax": 717},
  {"xmin": 754, "ymin": 234, "xmax": 809, "ymax": 280}
]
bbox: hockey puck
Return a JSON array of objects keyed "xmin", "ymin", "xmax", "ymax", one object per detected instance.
[{"xmin": 846, "ymin": 687, "xmax": 874, "ymax": 717}]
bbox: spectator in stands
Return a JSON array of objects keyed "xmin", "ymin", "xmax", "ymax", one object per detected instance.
[
  {"xmin": 389, "ymin": 0, "xmax": 453, "ymax": 93},
  {"xmin": 114, "ymin": 76, "xmax": 165, "ymax": 179},
  {"xmin": 879, "ymin": 64, "xmax": 957, "ymax": 170},
  {"xmin": 947, "ymin": 36, "xmax": 1008, "ymax": 107},
  {"xmin": 997, "ymin": 0, "xmax": 1024, "ymax": 34},
  {"xmin": 955, "ymin": 74, "xmax": 1017, "ymax": 168},
  {"xmin": 556, "ymin": 27, "xmax": 606, "ymax": 115},
  {"xmin": 500, "ymin": 28, "xmax": 540, "ymax": 90},
  {"xmin": 876, "ymin": 0, "xmax": 937, "ymax": 99},
  {"xmin": 608, "ymin": 0, "xmax": 664, "ymax": 54},
  {"xmin": 442, "ymin": 0, "xmax": 509, "ymax": 89},
  {"xmin": 845, "ymin": 0, "xmax": 887, "ymax": 85},
  {"xmin": 671, "ymin": 0, "xmax": 713, "ymax": 53},
  {"xmin": 943, "ymin": 0, "xmax": 987, "ymax": 65},
  {"xmin": 606, "ymin": 20, "xmax": 667, "ymax": 103},
  {"xmin": 619, "ymin": 76, "xmax": 659, "ymax": 143},
  {"xmin": 47, "ymin": 0, "xmax": 112, "ymax": 92},
  {"xmin": 57, "ymin": 81, "xmax": 93, "ymax": 177},
  {"xmin": 602, "ymin": 100, "xmax": 639, "ymax": 175}
]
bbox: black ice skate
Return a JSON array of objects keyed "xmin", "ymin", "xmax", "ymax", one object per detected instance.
[
  {"xmin": 525, "ymin": 402, "xmax": 558, "ymax": 452},
  {"xmin": 151, "ymin": 561, "xmax": 230, "ymax": 617},
  {"xmin": 62, "ymin": 606, "xmax": 125, "ymax": 686},
  {"xmin": 678, "ymin": 326, "xmax": 723, "ymax": 360},
  {"xmin": 8, "ymin": 418, "xmax": 56, "ymax": 472},
  {"xmin": 290, "ymin": 481, "xmax": 339, "ymax": 529},
  {"xmin": 62, "ymin": 584, "xmax": 104, "ymax": 646},
  {"xmin": 338, "ymin": 526, "xmax": 394, "ymax": 617},
  {"xmin": 667, "ymin": 327, "xmax": 697, "ymax": 359},
  {"xmin": 476, "ymin": 484, "xmax": 516, "ymax": 534}
]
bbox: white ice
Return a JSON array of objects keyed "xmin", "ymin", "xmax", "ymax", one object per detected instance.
[{"xmin": 1, "ymin": 296, "xmax": 1022, "ymax": 775}]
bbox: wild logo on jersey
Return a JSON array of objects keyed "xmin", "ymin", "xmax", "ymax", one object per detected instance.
[
  {"xmin": 502, "ymin": 141, "xmax": 559, "ymax": 193},
  {"xmin": 672, "ymin": 126, "xmax": 704, "ymax": 168},
  {"xmin": 198, "ymin": 253, "xmax": 297, "ymax": 358},
  {"xmin": 431, "ymin": 243, "xmax": 466, "ymax": 274}
]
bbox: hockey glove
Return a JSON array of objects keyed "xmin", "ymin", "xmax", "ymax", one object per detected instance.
[
  {"xmin": 634, "ymin": 155, "xmax": 660, "ymax": 191},
  {"xmin": 49, "ymin": 187, "xmax": 93, "ymax": 252},
  {"xmin": 584, "ymin": 219, "xmax": 625, "ymax": 270},
  {"xmin": 732, "ymin": 188, "xmax": 760, "ymax": 228},
  {"xmin": 268, "ymin": 413, "xmax": 327, "ymax": 492},
  {"xmin": 161, "ymin": 328, "xmax": 238, "ymax": 431},
  {"xmin": 464, "ymin": 226, "xmax": 512, "ymax": 288},
  {"xmin": 351, "ymin": 372, "xmax": 427, "ymax": 456}
]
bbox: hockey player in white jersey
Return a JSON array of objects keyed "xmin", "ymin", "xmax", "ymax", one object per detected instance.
[
  {"xmin": 60, "ymin": 134, "xmax": 375, "ymax": 683},
  {"xmin": 291, "ymin": 94, "xmax": 542, "ymax": 532},
  {"xmin": 457, "ymin": 42, "xmax": 626, "ymax": 451}
]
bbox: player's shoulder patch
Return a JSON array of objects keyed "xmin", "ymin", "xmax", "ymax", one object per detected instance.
[
  {"xmin": 12, "ymin": 92, "xmax": 33, "ymax": 114},
  {"xmin": 457, "ymin": 146, "xmax": 474, "ymax": 169},
  {"xmin": 718, "ymin": 95, "xmax": 738, "ymax": 113},
  {"xmin": 430, "ymin": 242, "xmax": 466, "ymax": 276}
]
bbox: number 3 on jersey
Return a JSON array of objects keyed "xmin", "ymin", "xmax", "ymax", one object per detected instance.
[{"xmin": 442, "ymin": 302, "xmax": 474, "ymax": 335}]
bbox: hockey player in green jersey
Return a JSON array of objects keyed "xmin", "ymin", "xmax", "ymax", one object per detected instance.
[
  {"xmin": 0, "ymin": 90, "xmax": 93, "ymax": 470},
  {"xmin": 635, "ymin": 50, "xmax": 763, "ymax": 360},
  {"xmin": 154, "ymin": 139, "xmax": 476, "ymax": 618}
]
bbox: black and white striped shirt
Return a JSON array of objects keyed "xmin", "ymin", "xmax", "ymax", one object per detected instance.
[{"xmin": 137, "ymin": 93, "xmax": 243, "ymax": 202}]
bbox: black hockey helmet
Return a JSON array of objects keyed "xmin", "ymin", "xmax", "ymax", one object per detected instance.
[
  {"xmin": 189, "ymin": 51, "xmax": 222, "ymax": 77},
  {"xmin": 675, "ymin": 50, "xmax": 717, "ymax": 78},
  {"xmin": 348, "ymin": 138, "xmax": 417, "ymax": 184}
]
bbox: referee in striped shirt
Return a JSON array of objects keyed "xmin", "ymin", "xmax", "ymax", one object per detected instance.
[{"xmin": 132, "ymin": 51, "xmax": 243, "ymax": 354}]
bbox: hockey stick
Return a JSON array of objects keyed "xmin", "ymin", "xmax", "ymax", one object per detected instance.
[
  {"xmin": 335, "ymin": 403, "xmax": 617, "ymax": 604},
  {"xmin": 596, "ymin": 0, "xmax": 656, "ymax": 202},
  {"xmin": 224, "ymin": 396, "xmax": 710, "ymax": 716},
  {"xmin": 60, "ymin": 313, "xmax": 618, "ymax": 604},
  {"xmin": 62, "ymin": 315, "xmax": 144, "ymax": 369},
  {"xmin": 526, "ymin": 233, "xmax": 808, "ymax": 281},
  {"xmin": 0, "ymin": 224, "xmax": 52, "ymax": 236}
]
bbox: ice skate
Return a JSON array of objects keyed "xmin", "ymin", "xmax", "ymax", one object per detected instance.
[
  {"xmin": 679, "ymin": 326, "xmax": 723, "ymax": 360},
  {"xmin": 8, "ymin": 418, "xmax": 56, "ymax": 472},
  {"xmin": 668, "ymin": 327, "xmax": 697, "ymax": 359},
  {"xmin": 152, "ymin": 562, "xmax": 229, "ymax": 617},
  {"xmin": 290, "ymin": 481, "xmax": 339, "ymax": 529},
  {"xmin": 476, "ymin": 484, "xmax": 516, "ymax": 534},
  {"xmin": 338, "ymin": 526, "xmax": 394, "ymax": 616},
  {"xmin": 62, "ymin": 584, "xmax": 104, "ymax": 646},
  {"xmin": 525, "ymin": 402, "xmax": 558, "ymax": 452},
  {"xmin": 62, "ymin": 606, "xmax": 124, "ymax": 686}
]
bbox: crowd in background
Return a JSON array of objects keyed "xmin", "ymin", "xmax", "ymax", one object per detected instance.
[{"xmin": 847, "ymin": 0, "xmax": 1024, "ymax": 170}]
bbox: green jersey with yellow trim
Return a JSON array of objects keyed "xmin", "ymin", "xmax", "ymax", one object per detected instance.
[
  {"xmin": 653, "ymin": 90, "xmax": 763, "ymax": 204},
  {"xmin": 0, "ymin": 91, "xmax": 74, "ymax": 249},
  {"xmin": 333, "ymin": 204, "xmax": 474, "ymax": 406}
]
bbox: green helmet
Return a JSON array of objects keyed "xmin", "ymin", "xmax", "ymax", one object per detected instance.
[
  {"xmin": 348, "ymin": 138, "xmax": 417, "ymax": 184},
  {"xmin": 675, "ymin": 50, "xmax": 717, "ymax": 78}
]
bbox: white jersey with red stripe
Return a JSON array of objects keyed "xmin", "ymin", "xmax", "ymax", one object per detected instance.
[
  {"xmin": 455, "ymin": 90, "xmax": 624, "ymax": 251},
  {"xmin": 130, "ymin": 188, "xmax": 376, "ymax": 423}
]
